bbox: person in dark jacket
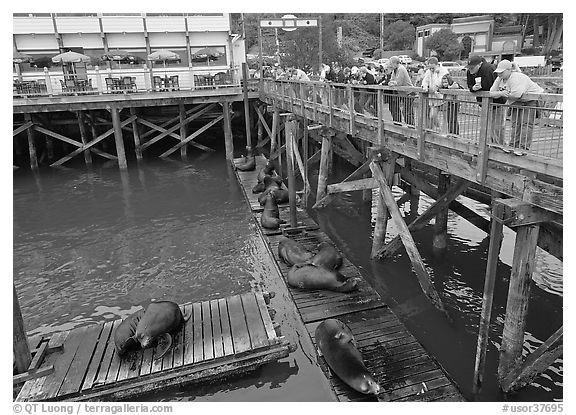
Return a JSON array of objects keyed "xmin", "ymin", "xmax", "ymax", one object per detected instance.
[{"xmin": 467, "ymin": 55, "xmax": 506, "ymax": 144}]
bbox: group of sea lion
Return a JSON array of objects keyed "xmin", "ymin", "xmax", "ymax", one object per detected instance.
[
  {"xmin": 114, "ymin": 300, "xmax": 191, "ymax": 360},
  {"xmin": 278, "ymin": 237, "xmax": 360, "ymax": 293},
  {"xmin": 252, "ymin": 161, "xmax": 289, "ymax": 230}
]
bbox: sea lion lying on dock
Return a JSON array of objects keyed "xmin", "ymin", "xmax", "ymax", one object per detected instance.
[
  {"xmin": 261, "ymin": 194, "xmax": 285, "ymax": 229},
  {"xmin": 113, "ymin": 301, "xmax": 190, "ymax": 360},
  {"xmin": 315, "ymin": 319, "xmax": 381, "ymax": 395},
  {"xmin": 287, "ymin": 263, "xmax": 359, "ymax": 292},
  {"xmin": 235, "ymin": 155, "xmax": 256, "ymax": 171},
  {"xmin": 310, "ymin": 242, "xmax": 343, "ymax": 270},
  {"xmin": 114, "ymin": 309, "xmax": 145, "ymax": 356},
  {"xmin": 278, "ymin": 237, "xmax": 314, "ymax": 266}
]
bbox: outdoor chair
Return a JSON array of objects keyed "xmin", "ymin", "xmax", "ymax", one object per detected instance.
[
  {"xmin": 213, "ymin": 72, "xmax": 230, "ymax": 87},
  {"xmin": 121, "ymin": 77, "xmax": 136, "ymax": 92},
  {"xmin": 169, "ymin": 75, "xmax": 179, "ymax": 91},
  {"xmin": 153, "ymin": 76, "xmax": 163, "ymax": 91},
  {"xmin": 105, "ymin": 77, "xmax": 117, "ymax": 93}
]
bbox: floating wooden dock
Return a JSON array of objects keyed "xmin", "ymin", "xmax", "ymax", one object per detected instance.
[
  {"xmin": 234, "ymin": 155, "xmax": 465, "ymax": 402},
  {"xmin": 16, "ymin": 291, "xmax": 293, "ymax": 402}
]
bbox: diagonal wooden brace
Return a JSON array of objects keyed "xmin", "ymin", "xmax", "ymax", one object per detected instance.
[
  {"xmin": 376, "ymin": 178, "xmax": 470, "ymax": 258},
  {"xmin": 160, "ymin": 115, "xmax": 224, "ymax": 158},
  {"xmin": 313, "ymin": 160, "xmax": 372, "ymax": 209},
  {"xmin": 370, "ymin": 161, "xmax": 449, "ymax": 318}
]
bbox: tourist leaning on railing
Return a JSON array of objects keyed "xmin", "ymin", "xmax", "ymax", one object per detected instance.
[{"xmin": 490, "ymin": 60, "xmax": 544, "ymax": 150}]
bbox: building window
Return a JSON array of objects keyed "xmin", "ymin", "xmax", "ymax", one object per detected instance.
[
  {"xmin": 190, "ymin": 46, "xmax": 227, "ymax": 67},
  {"xmin": 417, "ymin": 32, "xmax": 423, "ymax": 37},
  {"xmin": 424, "ymin": 30, "xmax": 430, "ymax": 36},
  {"xmin": 149, "ymin": 47, "xmax": 188, "ymax": 68}
]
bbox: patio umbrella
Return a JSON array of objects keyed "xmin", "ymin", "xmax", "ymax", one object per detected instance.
[
  {"xmin": 102, "ymin": 50, "xmax": 138, "ymax": 69},
  {"xmin": 13, "ymin": 51, "xmax": 33, "ymax": 81},
  {"xmin": 51, "ymin": 51, "xmax": 91, "ymax": 64},
  {"xmin": 147, "ymin": 49, "xmax": 180, "ymax": 76},
  {"xmin": 192, "ymin": 47, "xmax": 222, "ymax": 65}
]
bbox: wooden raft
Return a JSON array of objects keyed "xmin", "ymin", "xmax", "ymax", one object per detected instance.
[
  {"xmin": 234, "ymin": 155, "xmax": 465, "ymax": 402},
  {"xmin": 16, "ymin": 291, "xmax": 293, "ymax": 402}
]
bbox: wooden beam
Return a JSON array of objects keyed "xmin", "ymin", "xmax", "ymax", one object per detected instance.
[
  {"xmin": 472, "ymin": 215, "xmax": 504, "ymax": 395},
  {"xmin": 432, "ymin": 172, "xmax": 450, "ymax": 251},
  {"xmin": 77, "ymin": 111, "xmax": 92, "ymax": 165},
  {"xmin": 160, "ymin": 115, "xmax": 224, "ymax": 158},
  {"xmin": 327, "ymin": 178, "xmax": 377, "ymax": 194},
  {"xmin": 285, "ymin": 116, "xmax": 298, "ymax": 227},
  {"xmin": 13, "ymin": 121, "xmax": 33, "ymax": 137},
  {"xmin": 34, "ymin": 125, "xmax": 84, "ymax": 148},
  {"xmin": 271, "ymin": 105, "xmax": 279, "ymax": 154},
  {"xmin": 475, "ymin": 96, "xmax": 491, "ymax": 183},
  {"xmin": 315, "ymin": 131, "xmax": 333, "ymax": 203},
  {"xmin": 315, "ymin": 160, "xmax": 373, "ymax": 209},
  {"xmin": 13, "ymin": 284, "xmax": 31, "ymax": 374},
  {"xmin": 492, "ymin": 198, "xmax": 562, "ymax": 227},
  {"xmin": 24, "ymin": 114, "xmax": 38, "ymax": 170},
  {"xmin": 376, "ymin": 179, "xmax": 470, "ymax": 258},
  {"xmin": 111, "ymin": 106, "xmax": 128, "ymax": 169},
  {"xmin": 498, "ymin": 224, "xmax": 540, "ymax": 383},
  {"xmin": 501, "ymin": 326, "xmax": 563, "ymax": 392},
  {"xmin": 222, "ymin": 102, "xmax": 233, "ymax": 161},
  {"xmin": 179, "ymin": 103, "xmax": 187, "ymax": 158},
  {"xmin": 371, "ymin": 155, "xmax": 397, "ymax": 258},
  {"xmin": 254, "ymin": 103, "xmax": 274, "ymax": 143},
  {"xmin": 256, "ymin": 104, "xmax": 264, "ymax": 147},
  {"xmin": 130, "ymin": 107, "xmax": 142, "ymax": 161},
  {"xmin": 370, "ymin": 161, "xmax": 449, "ymax": 317}
]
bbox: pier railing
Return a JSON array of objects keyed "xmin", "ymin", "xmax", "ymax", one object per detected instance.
[
  {"xmin": 13, "ymin": 65, "xmax": 244, "ymax": 98},
  {"xmin": 261, "ymin": 79, "xmax": 562, "ymax": 179}
]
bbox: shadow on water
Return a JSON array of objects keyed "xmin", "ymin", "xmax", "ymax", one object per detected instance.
[{"xmin": 306, "ymin": 157, "xmax": 562, "ymax": 402}]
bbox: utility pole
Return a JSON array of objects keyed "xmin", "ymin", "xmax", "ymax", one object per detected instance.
[
  {"xmin": 319, "ymin": 15, "xmax": 323, "ymax": 71},
  {"xmin": 380, "ymin": 13, "xmax": 384, "ymax": 50}
]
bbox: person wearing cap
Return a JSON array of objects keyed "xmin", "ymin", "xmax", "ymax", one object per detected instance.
[
  {"xmin": 466, "ymin": 55, "xmax": 506, "ymax": 144},
  {"xmin": 387, "ymin": 56, "xmax": 415, "ymax": 126},
  {"xmin": 490, "ymin": 59, "xmax": 544, "ymax": 150},
  {"xmin": 358, "ymin": 66, "xmax": 376, "ymax": 115},
  {"xmin": 421, "ymin": 56, "xmax": 449, "ymax": 130}
]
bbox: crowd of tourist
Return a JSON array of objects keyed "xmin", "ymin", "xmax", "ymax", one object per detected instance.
[{"xmin": 254, "ymin": 54, "xmax": 543, "ymax": 150}]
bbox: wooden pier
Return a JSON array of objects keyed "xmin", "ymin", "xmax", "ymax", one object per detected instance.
[
  {"xmin": 233, "ymin": 155, "xmax": 465, "ymax": 402},
  {"xmin": 15, "ymin": 291, "xmax": 293, "ymax": 402}
]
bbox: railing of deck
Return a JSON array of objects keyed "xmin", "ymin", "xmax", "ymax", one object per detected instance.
[
  {"xmin": 261, "ymin": 79, "xmax": 563, "ymax": 166},
  {"xmin": 13, "ymin": 65, "xmax": 243, "ymax": 98}
]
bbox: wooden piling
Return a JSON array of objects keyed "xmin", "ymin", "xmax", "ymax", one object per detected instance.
[
  {"xmin": 472, "ymin": 213, "xmax": 504, "ymax": 395},
  {"xmin": 257, "ymin": 104, "xmax": 264, "ymax": 148},
  {"xmin": 316, "ymin": 128, "xmax": 333, "ymax": 202},
  {"xmin": 302, "ymin": 116, "xmax": 309, "ymax": 208},
  {"xmin": 498, "ymin": 224, "xmax": 540, "ymax": 385},
  {"xmin": 222, "ymin": 101, "xmax": 234, "ymax": 161},
  {"xmin": 242, "ymin": 62, "xmax": 253, "ymax": 155},
  {"xmin": 370, "ymin": 154, "xmax": 397, "ymax": 258},
  {"xmin": 24, "ymin": 114, "xmax": 38, "ymax": 170},
  {"xmin": 362, "ymin": 141, "xmax": 372, "ymax": 202},
  {"xmin": 179, "ymin": 103, "xmax": 187, "ymax": 158},
  {"xmin": 76, "ymin": 111, "xmax": 92, "ymax": 165},
  {"xmin": 433, "ymin": 171, "xmax": 450, "ymax": 252},
  {"xmin": 130, "ymin": 107, "xmax": 142, "ymax": 161},
  {"xmin": 110, "ymin": 107, "xmax": 128, "ymax": 169},
  {"xmin": 285, "ymin": 116, "xmax": 298, "ymax": 228},
  {"xmin": 13, "ymin": 284, "xmax": 31, "ymax": 374}
]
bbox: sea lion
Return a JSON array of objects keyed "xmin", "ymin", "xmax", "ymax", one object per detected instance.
[
  {"xmin": 315, "ymin": 319, "xmax": 381, "ymax": 395},
  {"xmin": 310, "ymin": 242, "xmax": 343, "ymax": 270},
  {"xmin": 259, "ymin": 187, "xmax": 289, "ymax": 205},
  {"xmin": 257, "ymin": 160, "xmax": 276, "ymax": 182},
  {"xmin": 135, "ymin": 301, "xmax": 190, "ymax": 359},
  {"xmin": 278, "ymin": 237, "xmax": 314, "ymax": 266},
  {"xmin": 261, "ymin": 194, "xmax": 285, "ymax": 229},
  {"xmin": 252, "ymin": 173, "xmax": 283, "ymax": 194},
  {"xmin": 114, "ymin": 309, "xmax": 145, "ymax": 356},
  {"xmin": 235, "ymin": 155, "xmax": 256, "ymax": 171},
  {"xmin": 287, "ymin": 263, "xmax": 359, "ymax": 292}
]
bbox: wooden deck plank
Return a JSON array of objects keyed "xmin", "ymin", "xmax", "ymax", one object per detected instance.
[
  {"xmin": 240, "ymin": 292, "xmax": 269, "ymax": 350},
  {"xmin": 35, "ymin": 325, "xmax": 91, "ymax": 400},
  {"xmin": 210, "ymin": 299, "xmax": 224, "ymax": 359},
  {"xmin": 254, "ymin": 291, "xmax": 278, "ymax": 343},
  {"xmin": 202, "ymin": 300, "xmax": 214, "ymax": 361},
  {"xmin": 149, "ymin": 344, "xmax": 163, "ymax": 374},
  {"xmin": 139, "ymin": 348, "xmax": 154, "ymax": 377},
  {"xmin": 192, "ymin": 302, "xmax": 203, "ymax": 363},
  {"xmin": 104, "ymin": 348, "xmax": 122, "ymax": 384},
  {"xmin": 218, "ymin": 298, "xmax": 234, "ymax": 356},
  {"xmin": 161, "ymin": 330, "xmax": 175, "ymax": 372},
  {"xmin": 81, "ymin": 320, "xmax": 115, "ymax": 391},
  {"xmin": 227, "ymin": 294, "xmax": 252, "ymax": 354},
  {"xmin": 172, "ymin": 313, "xmax": 186, "ymax": 368},
  {"xmin": 56, "ymin": 324, "xmax": 103, "ymax": 397},
  {"xmin": 93, "ymin": 320, "xmax": 120, "ymax": 387},
  {"xmin": 182, "ymin": 304, "xmax": 194, "ymax": 365}
]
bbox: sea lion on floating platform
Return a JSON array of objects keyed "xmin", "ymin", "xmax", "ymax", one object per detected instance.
[
  {"xmin": 252, "ymin": 174, "xmax": 282, "ymax": 194},
  {"xmin": 315, "ymin": 319, "xmax": 381, "ymax": 395},
  {"xmin": 287, "ymin": 263, "xmax": 359, "ymax": 292},
  {"xmin": 257, "ymin": 160, "xmax": 276, "ymax": 182},
  {"xmin": 134, "ymin": 301, "xmax": 190, "ymax": 359},
  {"xmin": 310, "ymin": 242, "xmax": 343, "ymax": 270},
  {"xmin": 114, "ymin": 309, "xmax": 145, "ymax": 356},
  {"xmin": 261, "ymin": 194, "xmax": 285, "ymax": 229},
  {"xmin": 235, "ymin": 155, "xmax": 256, "ymax": 171},
  {"xmin": 278, "ymin": 237, "xmax": 314, "ymax": 266},
  {"xmin": 259, "ymin": 187, "xmax": 289, "ymax": 205}
]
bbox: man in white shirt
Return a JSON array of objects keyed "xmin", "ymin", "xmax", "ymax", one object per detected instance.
[{"xmin": 490, "ymin": 60, "xmax": 543, "ymax": 150}]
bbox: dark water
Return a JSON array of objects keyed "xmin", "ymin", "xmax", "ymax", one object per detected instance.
[{"xmin": 13, "ymin": 145, "xmax": 562, "ymax": 402}]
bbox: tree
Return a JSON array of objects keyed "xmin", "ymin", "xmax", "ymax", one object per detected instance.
[
  {"xmin": 382, "ymin": 20, "xmax": 416, "ymax": 50},
  {"xmin": 425, "ymin": 28, "xmax": 462, "ymax": 61}
]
